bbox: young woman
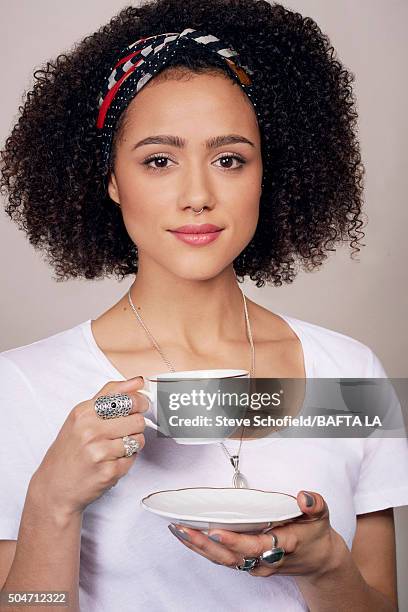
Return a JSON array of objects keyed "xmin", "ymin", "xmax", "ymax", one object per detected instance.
[{"xmin": 1, "ymin": 1, "xmax": 407, "ymax": 610}]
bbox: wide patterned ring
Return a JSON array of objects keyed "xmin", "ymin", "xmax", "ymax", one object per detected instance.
[{"xmin": 94, "ymin": 393, "xmax": 133, "ymax": 419}]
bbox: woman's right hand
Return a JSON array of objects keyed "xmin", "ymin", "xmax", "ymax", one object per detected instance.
[{"xmin": 30, "ymin": 376, "xmax": 150, "ymax": 516}]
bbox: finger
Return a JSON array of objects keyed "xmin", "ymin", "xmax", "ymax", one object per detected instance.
[
  {"xmin": 110, "ymin": 432, "xmax": 145, "ymax": 458},
  {"xmin": 205, "ymin": 525, "xmax": 297, "ymax": 558},
  {"xmin": 104, "ymin": 411, "xmax": 147, "ymax": 439},
  {"xmin": 86, "ymin": 433, "xmax": 145, "ymax": 462},
  {"xmin": 294, "ymin": 490, "xmax": 329, "ymax": 521},
  {"xmin": 168, "ymin": 525, "xmax": 238, "ymax": 568},
  {"xmin": 98, "ymin": 392, "xmax": 150, "ymax": 415},
  {"xmin": 103, "ymin": 454, "xmax": 142, "ymax": 486},
  {"xmin": 249, "ymin": 563, "xmax": 280, "ymax": 577},
  {"xmin": 95, "ymin": 377, "xmax": 150, "ymax": 412},
  {"xmin": 168, "ymin": 525, "xmax": 291, "ymax": 575},
  {"xmin": 96, "ymin": 376, "xmax": 144, "ymax": 396}
]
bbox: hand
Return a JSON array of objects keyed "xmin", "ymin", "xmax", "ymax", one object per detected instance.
[
  {"xmin": 168, "ymin": 490, "xmax": 345, "ymax": 580},
  {"xmin": 30, "ymin": 376, "xmax": 150, "ymax": 517}
]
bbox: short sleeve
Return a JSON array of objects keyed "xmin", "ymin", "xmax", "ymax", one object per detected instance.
[
  {"xmin": 353, "ymin": 350, "xmax": 408, "ymax": 515},
  {"xmin": 0, "ymin": 355, "xmax": 41, "ymax": 539}
]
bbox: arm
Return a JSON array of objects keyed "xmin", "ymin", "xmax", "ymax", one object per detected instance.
[
  {"xmin": 294, "ymin": 508, "xmax": 398, "ymax": 611},
  {"xmin": 1, "ymin": 375, "xmax": 149, "ymax": 612},
  {"xmin": 1, "ymin": 476, "xmax": 83, "ymax": 612}
]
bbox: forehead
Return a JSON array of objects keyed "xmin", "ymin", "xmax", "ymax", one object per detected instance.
[{"xmin": 121, "ymin": 71, "xmax": 260, "ymax": 139}]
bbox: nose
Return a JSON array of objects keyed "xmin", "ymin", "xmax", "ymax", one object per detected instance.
[{"xmin": 178, "ymin": 164, "xmax": 215, "ymax": 214}]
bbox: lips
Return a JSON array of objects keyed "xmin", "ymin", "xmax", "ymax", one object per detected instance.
[
  {"xmin": 169, "ymin": 224, "xmax": 223, "ymax": 234},
  {"xmin": 168, "ymin": 224, "xmax": 224, "ymax": 246}
]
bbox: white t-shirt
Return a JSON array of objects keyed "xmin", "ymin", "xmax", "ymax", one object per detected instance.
[{"xmin": 1, "ymin": 314, "xmax": 407, "ymax": 612}]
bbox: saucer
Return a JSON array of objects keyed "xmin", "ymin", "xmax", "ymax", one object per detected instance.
[{"xmin": 141, "ymin": 487, "xmax": 304, "ymax": 533}]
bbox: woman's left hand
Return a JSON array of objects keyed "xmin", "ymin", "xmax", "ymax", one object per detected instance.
[{"xmin": 168, "ymin": 490, "xmax": 346, "ymax": 579}]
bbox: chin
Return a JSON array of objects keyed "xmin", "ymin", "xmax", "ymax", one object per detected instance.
[{"xmin": 171, "ymin": 261, "xmax": 229, "ymax": 281}]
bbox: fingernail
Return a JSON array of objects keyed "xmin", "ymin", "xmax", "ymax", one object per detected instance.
[
  {"xmin": 208, "ymin": 534, "xmax": 222, "ymax": 543},
  {"xmin": 303, "ymin": 491, "xmax": 314, "ymax": 507},
  {"xmin": 168, "ymin": 524, "xmax": 190, "ymax": 541}
]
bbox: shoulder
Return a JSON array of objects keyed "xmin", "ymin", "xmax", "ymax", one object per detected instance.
[
  {"xmin": 273, "ymin": 310, "xmax": 382, "ymax": 377},
  {"xmin": 0, "ymin": 321, "xmax": 115, "ymax": 435},
  {"xmin": 0, "ymin": 320, "xmax": 108, "ymax": 406},
  {"xmin": 1, "ymin": 320, "xmax": 90, "ymax": 374}
]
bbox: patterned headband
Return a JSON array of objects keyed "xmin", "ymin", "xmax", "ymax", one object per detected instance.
[{"xmin": 96, "ymin": 27, "xmax": 262, "ymax": 173}]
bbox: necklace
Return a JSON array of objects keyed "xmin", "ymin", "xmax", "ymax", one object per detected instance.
[{"xmin": 127, "ymin": 286, "xmax": 255, "ymax": 488}]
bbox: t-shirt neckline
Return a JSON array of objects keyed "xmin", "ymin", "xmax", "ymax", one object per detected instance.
[
  {"xmin": 81, "ymin": 319, "xmax": 127, "ymax": 381},
  {"xmin": 81, "ymin": 312, "xmax": 314, "ymax": 381},
  {"xmin": 80, "ymin": 313, "xmax": 314, "ymax": 448}
]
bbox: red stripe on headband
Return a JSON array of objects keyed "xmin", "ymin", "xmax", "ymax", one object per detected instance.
[
  {"xmin": 114, "ymin": 49, "xmax": 144, "ymax": 70},
  {"xmin": 96, "ymin": 60, "xmax": 143, "ymax": 129}
]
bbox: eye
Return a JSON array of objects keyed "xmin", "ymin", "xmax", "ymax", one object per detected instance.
[
  {"xmin": 213, "ymin": 154, "xmax": 246, "ymax": 171},
  {"xmin": 142, "ymin": 154, "xmax": 176, "ymax": 172}
]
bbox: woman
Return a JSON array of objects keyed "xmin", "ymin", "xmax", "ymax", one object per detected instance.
[{"xmin": 0, "ymin": 1, "xmax": 407, "ymax": 610}]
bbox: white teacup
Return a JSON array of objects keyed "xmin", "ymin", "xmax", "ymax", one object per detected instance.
[{"xmin": 137, "ymin": 369, "xmax": 250, "ymax": 445}]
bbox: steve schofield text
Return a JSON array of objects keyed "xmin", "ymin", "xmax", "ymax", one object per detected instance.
[{"xmin": 167, "ymin": 414, "xmax": 383, "ymax": 428}]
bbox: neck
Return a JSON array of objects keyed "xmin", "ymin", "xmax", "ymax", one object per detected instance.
[{"xmin": 125, "ymin": 261, "xmax": 250, "ymax": 353}]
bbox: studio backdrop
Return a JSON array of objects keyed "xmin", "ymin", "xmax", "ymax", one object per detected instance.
[{"xmin": 0, "ymin": 1, "xmax": 407, "ymax": 609}]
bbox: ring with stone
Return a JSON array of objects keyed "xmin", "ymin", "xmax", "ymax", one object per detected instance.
[
  {"xmin": 235, "ymin": 557, "xmax": 260, "ymax": 571},
  {"xmin": 94, "ymin": 393, "xmax": 133, "ymax": 419}
]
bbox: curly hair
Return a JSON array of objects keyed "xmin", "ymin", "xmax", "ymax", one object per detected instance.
[{"xmin": 0, "ymin": 0, "xmax": 366, "ymax": 287}]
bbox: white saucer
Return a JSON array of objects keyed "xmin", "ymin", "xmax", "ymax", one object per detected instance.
[{"xmin": 141, "ymin": 487, "xmax": 304, "ymax": 533}]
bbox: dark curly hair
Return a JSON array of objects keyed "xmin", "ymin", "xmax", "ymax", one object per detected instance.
[{"xmin": 0, "ymin": 0, "xmax": 366, "ymax": 287}]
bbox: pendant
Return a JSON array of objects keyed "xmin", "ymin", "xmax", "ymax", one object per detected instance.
[
  {"xmin": 230, "ymin": 455, "xmax": 249, "ymax": 488},
  {"xmin": 233, "ymin": 470, "xmax": 249, "ymax": 488}
]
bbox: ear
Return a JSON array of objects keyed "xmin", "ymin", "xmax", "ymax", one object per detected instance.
[{"xmin": 107, "ymin": 171, "xmax": 120, "ymax": 205}]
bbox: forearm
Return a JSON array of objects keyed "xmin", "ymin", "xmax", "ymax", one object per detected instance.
[
  {"xmin": 2, "ymin": 477, "xmax": 83, "ymax": 612},
  {"xmin": 294, "ymin": 535, "xmax": 397, "ymax": 612}
]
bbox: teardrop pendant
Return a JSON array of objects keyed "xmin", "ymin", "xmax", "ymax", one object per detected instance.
[{"xmin": 233, "ymin": 471, "xmax": 249, "ymax": 489}]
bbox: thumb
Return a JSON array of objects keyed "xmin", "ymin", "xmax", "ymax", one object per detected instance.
[{"xmin": 296, "ymin": 490, "xmax": 329, "ymax": 520}]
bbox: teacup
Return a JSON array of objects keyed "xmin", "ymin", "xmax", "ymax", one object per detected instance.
[{"xmin": 137, "ymin": 369, "xmax": 250, "ymax": 444}]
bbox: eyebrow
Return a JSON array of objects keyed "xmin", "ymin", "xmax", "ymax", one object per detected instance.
[{"xmin": 132, "ymin": 134, "xmax": 255, "ymax": 150}]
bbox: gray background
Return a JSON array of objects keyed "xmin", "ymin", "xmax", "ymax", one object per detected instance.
[{"xmin": 0, "ymin": 0, "xmax": 407, "ymax": 607}]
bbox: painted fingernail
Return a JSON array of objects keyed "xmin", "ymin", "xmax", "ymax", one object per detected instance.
[
  {"xmin": 168, "ymin": 524, "xmax": 190, "ymax": 541},
  {"xmin": 303, "ymin": 491, "xmax": 314, "ymax": 507},
  {"xmin": 208, "ymin": 534, "xmax": 222, "ymax": 543}
]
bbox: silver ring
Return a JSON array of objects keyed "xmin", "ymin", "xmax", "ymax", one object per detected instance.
[
  {"xmin": 122, "ymin": 435, "xmax": 141, "ymax": 457},
  {"xmin": 234, "ymin": 532, "xmax": 285, "ymax": 571},
  {"xmin": 94, "ymin": 393, "xmax": 133, "ymax": 419},
  {"xmin": 192, "ymin": 207, "xmax": 204, "ymax": 215},
  {"xmin": 259, "ymin": 531, "xmax": 286, "ymax": 566},
  {"xmin": 235, "ymin": 557, "xmax": 260, "ymax": 571}
]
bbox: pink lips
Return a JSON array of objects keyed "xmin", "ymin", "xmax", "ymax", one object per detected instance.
[{"xmin": 168, "ymin": 224, "xmax": 224, "ymax": 246}]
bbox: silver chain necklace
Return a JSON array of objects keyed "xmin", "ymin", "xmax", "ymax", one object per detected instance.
[{"xmin": 127, "ymin": 286, "xmax": 255, "ymax": 488}]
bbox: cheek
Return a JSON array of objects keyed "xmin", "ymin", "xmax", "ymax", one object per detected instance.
[
  {"xmin": 235, "ymin": 195, "xmax": 260, "ymax": 236},
  {"xmin": 119, "ymin": 192, "xmax": 160, "ymax": 247},
  {"xmin": 116, "ymin": 174, "xmax": 163, "ymax": 239}
]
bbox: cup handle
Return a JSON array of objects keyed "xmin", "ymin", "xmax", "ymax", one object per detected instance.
[
  {"xmin": 143, "ymin": 417, "xmax": 159, "ymax": 431},
  {"xmin": 136, "ymin": 389, "xmax": 158, "ymax": 431}
]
